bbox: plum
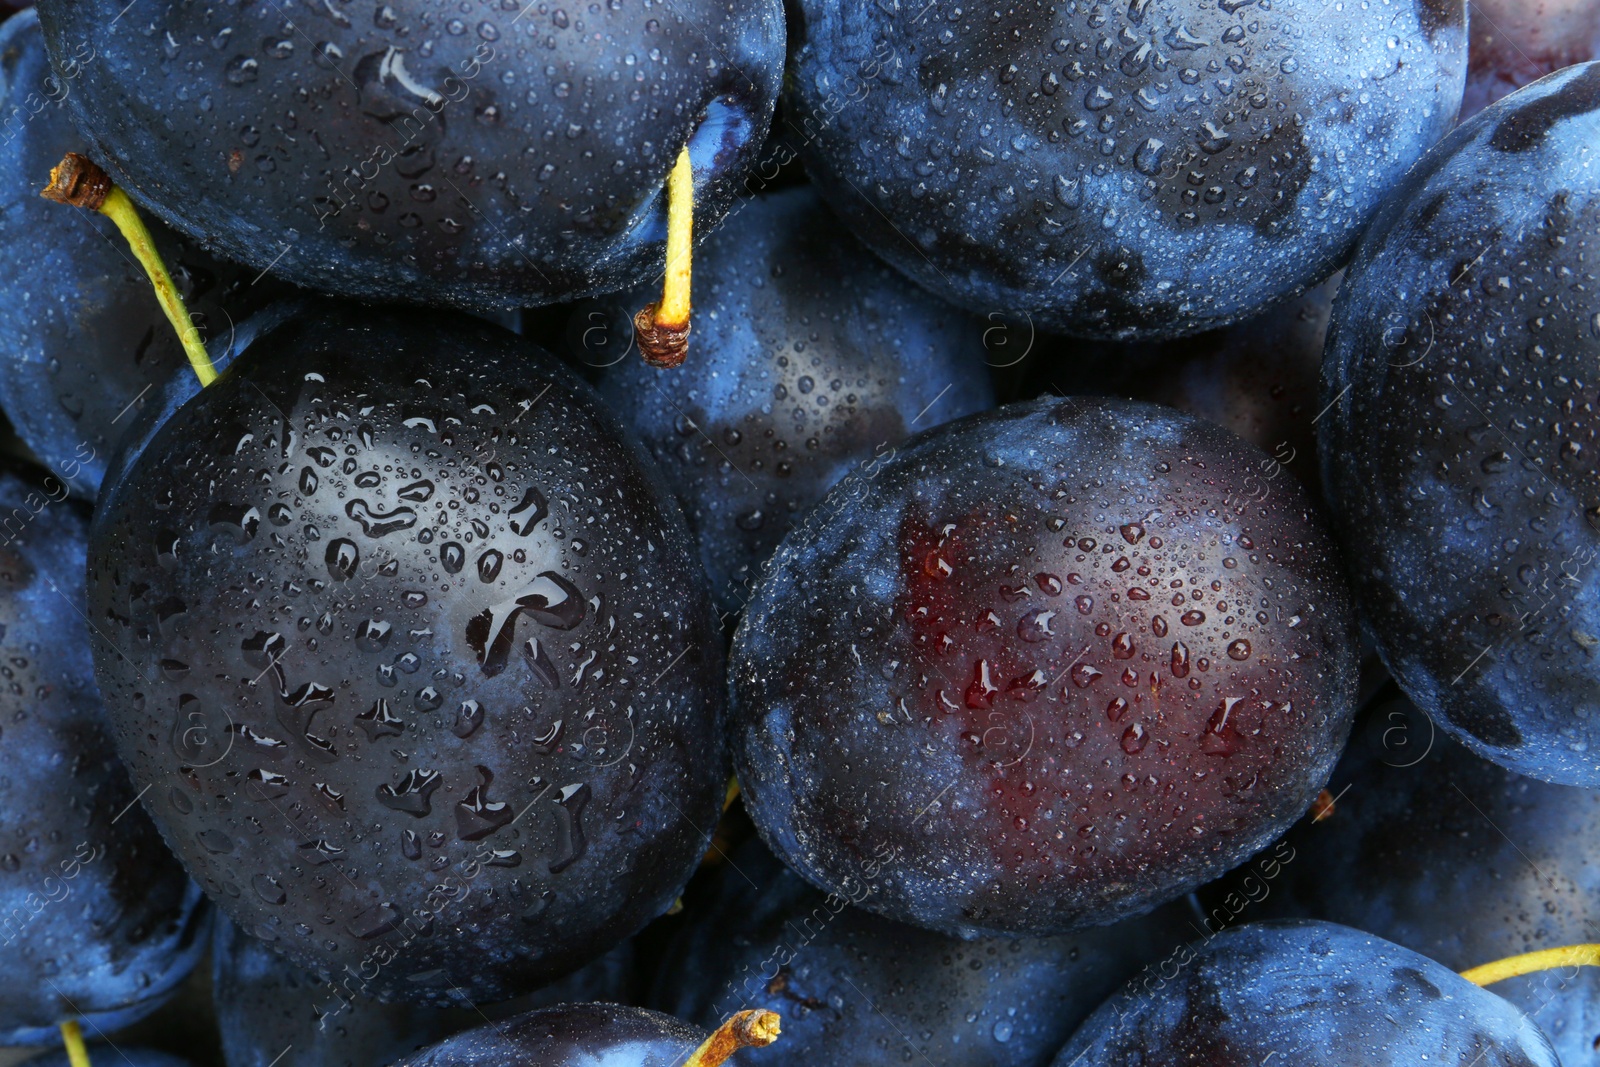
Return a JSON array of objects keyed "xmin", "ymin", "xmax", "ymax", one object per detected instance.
[
  {"xmin": 784, "ymin": 0, "xmax": 1466, "ymax": 339},
  {"xmin": 1054, "ymin": 919, "xmax": 1559, "ymax": 1066},
  {"xmin": 1320, "ymin": 62, "xmax": 1600, "ymax": 786},
  {"xmin": 731, "ymin": 396, "xmax": 1359, "ymax": 937},
  {"xmin": 33, "ymin": 0, "xmax": 784, "ymax": 310},
  {"xmin": 0, "ymin": 465, "xmax": 208, "ymax": 1046},
  {"xmin": 653, "ymin": 840, "xmax": 1191, "ymax": 1067},
  {"xmin": 85, "ymin": 303, "xmax": 724, "ymax": 1005}
]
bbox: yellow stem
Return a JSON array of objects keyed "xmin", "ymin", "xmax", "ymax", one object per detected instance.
[
  {"xmin": 683, "ymin": 1010, "xmax": 781, "ymax": 1067},
  {"xmin": 1461, "ymin": 944, "xmax": 1600, "ymax": 986},
  {"xmin": 41, "ymin": 153, "xmax": 217, "ymax": 388},
  {"xmin": 97, "ymin": 188, "xmax": 217, "ymax": 387},
  {"xmin": 659, "ymin": 145, "xmax": 694, "ymax": 327},
  {"xmin": 632, "ymin": 145, "xmax": 695, "ymax": 368},
  {"xmin": 723, "ymin": 776, "xmax": 741, "ymax": 813},
  {"xmin": 59, "ymin": 1020, "xmax": 91, "ymax": 1067}
]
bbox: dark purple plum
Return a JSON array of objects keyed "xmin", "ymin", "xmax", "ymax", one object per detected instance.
[
  {"xmin": 1212, "ymin": 690, "xmax": 1600, "ymax": 1066},
  {"xmin": 783, "ymin": 0, "xmax": 1466, "ymax": 340},
  {"xmin": 85, "ymin": 303, "xmax": 724, "ymax": 1005},
  {"xmin": 1054, "ymin": 919, "xmax": 1558, "ymax": 1066},
  {"xmin": 0, "ymin": 9, "xmax": 287, "ymax": 499},
  {"xmin": 731, "ymin": 396, "xmax": 1359, "ymax": 937},
  {"xmin": 1319, "ymin": 63, "xmax": 1600, "ymax": 786},
  {"xmin": 214, "ymin": 918, "xmax": 636, "ymax": 1067},
  {"xmin": 34, "ymin": 0, "xmax": 784, "ymax": 310},
  {"xmin": 0, "ymin": 466, "xmax": 208, "ymax": 1046},
  {"xmin": 652, "ymin": 840, "xmax": 1191, "ymax": 1067},
  {"xmin": 1464, "ymin": 0, "xmax": 1600, "ymax": 119},
  {"xmin": 579, "ymin": 187, "xmax": 993, "ymax": 617},
  {"xmin": 394, "ymin": 1004, "xmax": 753, "ymax": 1067}
]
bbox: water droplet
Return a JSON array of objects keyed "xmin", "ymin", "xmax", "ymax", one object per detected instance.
[
  {"xmin": 346, "ymin": 499, "xmax": 418, "ymax": 537},
  {"xmin": 507, "ymin": 486, "xmax": 548, "ymax": 535},
  {"xmin": 326, "ymin": 538, "xmax": 360, "ymax": 580},
  {"xmin": 477, "ymin": 550, "xmax": 504, "ymax": 583}
]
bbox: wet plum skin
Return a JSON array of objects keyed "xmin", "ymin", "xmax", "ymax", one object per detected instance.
[
  {"xmin": 395, "ymin": 1004, "xmax": 704, "ymax": 1067},
  {"xmin": 584, "ymin": 187, "xmax": 994, "ymax": 617},
  {"xmin": 1464, "ymin": 0, "xmax": 1600, "ymax": 119},
  {"xmin": 213, "ymin": 917, "xmax": 635, "ymax": 1067},
  {"xmin": 0, "ymin": 10, "xmax": 289, "ymax": 500},
  {"xmin": 86, "ymin": 305, "xmax": 724, "ymax": 1006},
  {"xmin": 785, "ymin": 0, "xmax": 1466, "ymax": 341},
  {"xmin": 1053, "ymin": 920, "xmax": 1558, "ymax": 1067},
  {"xmin": 651, "ymin": 839, "xmax": 1192, "ymax": 1067},
  {"xmin": 1319, "ymin": 62, "xmax": 1600, "ymax": 786},
  {"xmin": 33, "ymin": 0, "xmax": 784, "ymax": 310},
  {"xmin": 0, "ymin": 469, "xmax": 209, "ymax": 1046},
  {"xmin": 731, "ymin": 396, "xmax": 1358, "ymax": 938},
  {"xmin": 1212, "ymin": 692, "xmax": 1600, "ymax": 1067}
]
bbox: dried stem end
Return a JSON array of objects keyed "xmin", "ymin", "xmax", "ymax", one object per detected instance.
[
  {"xmin": 683, "ymin": 1010, "xmax": 782, "ymax": 1067},
  {"xmin": 634, "ymin": 302, "xmax": 690, "ymax": 368},
  {"xmin": 634, "ymin": 144, "xmax": 694, "ymax": 368},
  {"xmin": 41, "ymin": 152, "xmax": 112, "ymax": 210}
]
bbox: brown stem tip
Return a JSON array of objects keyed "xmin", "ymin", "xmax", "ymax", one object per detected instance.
[
  {"xmin": 41, "ymin": 152, "xmax": 112, "ymax": 210},
  {"xmin": 634, "ymin": 302, "xmax": 691, "ymax": 368},
  {"xmin": 1310, "ymin": 787, "xmax": 1337, "ymax": 823},
  {"xmin": 683, "ymin": 1010, "xmax": 782, "ymax": 1067}
]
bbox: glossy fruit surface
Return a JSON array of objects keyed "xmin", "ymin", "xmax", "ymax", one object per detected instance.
[
  {"xmin": 34, "ymin": 0, "xmax": 783, "ymax": 310},
  {"xmin": 582, "ymin": 187, "xmax": 993, "ymax": 616},
  {"xmin": 653, "ymin": 840, "xmax": 1190, "ymax": 1067},
  {"xmin": 1464, "ymin": 0, "xmax": 1600, "ymax": 118},
  {"xmin": 396, "ymin": 1003, "xmax": 704, "ymax": 1067},
  {"xmin": 1221, "ymin": 691, "xmax": 1600, "ymax": 1067},
  {"xmin": 1320, "ymin": 63, "xmax": 1600, "ymax": 786},
  {"xmin": 732, "ymin": 396, "xmax": 1358, "ymax": 937},
  {"xmin": 0, "ymin": 466, "xmax": 208, "ymax": 1046},
  {"xmin": 785, "ymin": 0, "xmax": 1466, "ymax": 340},
  {"xmin": 86, "ymin": 304, "xmax": 724, "ymax": 1005},
  {"xmin": 1054, "ymin": 919, "xmax": 1558, "ymax": 1066},
  {"xmin": 0, "ymin": 9, "xmax": 282, "ymax": 499},
  {"xmin": 213, "ymin": 918, "xmax": 635, "ymax": 1067}
]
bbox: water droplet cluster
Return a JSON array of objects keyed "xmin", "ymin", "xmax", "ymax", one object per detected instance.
[
  {"xmin": 732, "ymin": 396, "xmax": 1357, "ymax": 936},
  {"xmin": 0, "ymin": 470, "xmax": 207, "ymax": 1045},
  {"xmin": 786, "ymin": 0, "xmax": 1467, "ymax": 338},
  {"xmin": 36, "ymin": 0, "xmax": 785, "ymax": 309},
  {"xmin": 86, "ymin": 305, "xmax": 724, "ymax": 1005},
  {"xmin": 1321, "ymin": 62, "xmax": 1600, "ymax": 787}
]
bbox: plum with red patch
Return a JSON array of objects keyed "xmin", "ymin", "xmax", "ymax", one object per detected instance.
[{"xmin": 730, "ymin": 397, "xmax": 1358, "ymax": 937}]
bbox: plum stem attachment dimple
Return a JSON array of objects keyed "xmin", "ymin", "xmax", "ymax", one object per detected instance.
[
  {"xmin": 41, "ymin": 152, "xmax": 219, "ymax": 388},
  {"xmin": 1461, "ymin": 944, "xmax": 1600, "ymax": 986},
  {"xmin": 633, "ymin": 144, "xmax": 694, "ymax": 368},
  {"xmin": 59, "ymin": 1020, "xmax": 91, "ymax": 1067},
  {"xmin": 683, "ymin": 1010, "xmax": 782, "ymax": 1067}
]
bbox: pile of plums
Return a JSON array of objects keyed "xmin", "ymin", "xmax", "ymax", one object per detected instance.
[{"xmin": 0, "ymin": 0, "xmax": 1597, "ymax": 1064}]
